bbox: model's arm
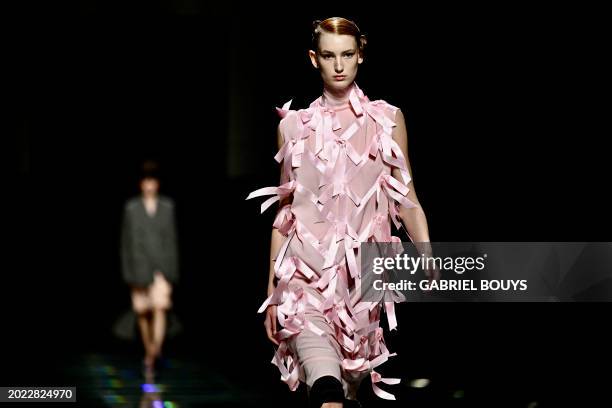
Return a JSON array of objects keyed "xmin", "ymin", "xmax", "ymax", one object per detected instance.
[
  {"xmin": 120, "ymin": 205, "xmax": 134, "ymax": 285},
  {"xmin": 391, "ymin": 109, "xmax": 431, "ymax": 243},
  {"xmin": 268, "ymin": 228, "xmax": 284, "ymax": 296},
  {"xmin": 264, "ymin": 124, "xmax": 291, "ymax": 345},
  {"xmin": 267, "ymin": 124, "xmax": 291, "ymax": 296},
  {"xmin": 165, "ymin": 200, "xmax": 179, "ymax": 284}
]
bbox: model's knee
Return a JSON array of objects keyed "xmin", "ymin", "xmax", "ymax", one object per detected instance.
[
  {"xmin": 136, "ymin": 309, "xmax": 151, "ymax": 319},
  {"xmin": 152, "ymin": 306, "xmax": 168, "ymax": 314},
  {"xmin": 309, "ymin": 375, "xmax": 343, "ymax": 408}
]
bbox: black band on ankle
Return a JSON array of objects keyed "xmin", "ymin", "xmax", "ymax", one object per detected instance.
[{"xmin": 309, "ymin": 375, "xmax": 344, "ymax": 408}]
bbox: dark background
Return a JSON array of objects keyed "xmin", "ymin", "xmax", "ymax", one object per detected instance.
[{"xmin": 7, "ymin": 3, "xmax": 611, "ymax": 407}]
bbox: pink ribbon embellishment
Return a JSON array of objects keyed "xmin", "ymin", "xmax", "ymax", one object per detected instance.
[
  {"xmin": 380, "ymin": 174, "xmax": 418, "ymax": 228},
  {"xmin": 273, "ymin": 205, "xmax": 294, "ymax": 236},
  {"xmin": 272, "ymin": 342, "xmax": 300, "ymax": 391},
  {"xmin": 275, "ymin": 99, "xmax": 293, "ymax": 118},
  {"xmin": 370, "ymin": 370, "xmax": 401, "ymax": 400},
  {"xmin": 246, "ymin": 180, "xmax": 296, "ymax": 214}
]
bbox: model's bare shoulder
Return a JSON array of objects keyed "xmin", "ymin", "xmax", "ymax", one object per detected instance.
[
  {"xmin": 391, "ymin": 108, "xmax": 409, "ymax": 141},
  {"xmin": 394, "ymin": 108, "xmax": 407, "ymax": 126}
]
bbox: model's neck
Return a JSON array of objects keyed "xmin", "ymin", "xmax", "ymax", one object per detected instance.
[{"xmin": 322, "ymin": 83, "xmax": 354, "ymax": 107}]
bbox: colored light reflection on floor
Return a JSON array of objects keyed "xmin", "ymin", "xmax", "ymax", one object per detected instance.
[
  {"xmin": 103, "ymin": 394, "xmax": 127, "ymax": 404},
  {"xmin": 142, "ymin": 383, "xmax": 159, "ymax": 393},
  {"xmin": 149, "ymin": 401, "xmax": 177, "ymax": 408},
  {"xmin": 79, "ymin": 353, "xmax": 262, "ymax": 406},
  {"xmin": 107, "ymin": 378, "xmax": 124, "ymax": 388}
]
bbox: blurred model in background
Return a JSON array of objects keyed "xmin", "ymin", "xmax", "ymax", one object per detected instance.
[{"xmin": 120, "ymin": 159, "xmax": 179, "ymax": 375}]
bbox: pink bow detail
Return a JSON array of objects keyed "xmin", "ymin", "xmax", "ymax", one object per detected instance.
[
  {"xmin": 273, "ymin": 205, "xmax": 294, "ymax": 236},
  {"xmin": 370, "ymin": 370, "xmax": 401, "ymax": 400}
]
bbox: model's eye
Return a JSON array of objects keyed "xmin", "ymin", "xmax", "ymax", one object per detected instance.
[
  {"xmin": 322, "ymin": 55, "xmax": 333, "ymax": 60},
  {"xmin": 343, "ymin": 53, "xmax": 355, "ymax": 58}
]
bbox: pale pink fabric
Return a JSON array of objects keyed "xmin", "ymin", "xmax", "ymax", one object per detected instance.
[{"xmin": 247, "ymin": 83, "xmax": 416, "ymax": 400}]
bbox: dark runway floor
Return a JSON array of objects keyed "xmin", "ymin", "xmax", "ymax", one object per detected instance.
[
  {"xmin": 57, "ymin": 349, "xmax": 606, "ymax": 408},
  {"xmin": 19, "ymin": 351, "xmax": 493, "ymax": 407},
  {"xmin": 5, "ymin": 324, "xmax": 601, "ymax": 408},
  {"xmin": 68, "ymin": 352, "xmax": 265, "ymax": 406}
]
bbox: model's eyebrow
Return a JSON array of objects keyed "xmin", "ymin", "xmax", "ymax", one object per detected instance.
[{"xmin": 320, "ymin": 49, "xmax": 356, "ymax": 54}]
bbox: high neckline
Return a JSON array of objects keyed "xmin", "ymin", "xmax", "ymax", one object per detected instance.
[{"xmin": 321, "ymin": 83, "xmax": 355, "ymax": 110}]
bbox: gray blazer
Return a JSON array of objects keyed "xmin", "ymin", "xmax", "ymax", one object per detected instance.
[{"xmin": 120, "ymin": 195, "xmax": 179, "ymax": 287}]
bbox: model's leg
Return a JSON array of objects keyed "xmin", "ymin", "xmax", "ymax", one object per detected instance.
[
  {"xmin": 137, "ymin": 311, "xmax": 155, "ymax": 367},
  {"xmin": 149, "ymin": 272, "xmax": 172, "ymax": 359},
  {"xmin": 151, "ymin": 308, "xmax": 166, "ymax": 358},
  {"xmin": 296, "ymin": 316, "xmax": 345, "ymax": 408},
  {"xmin": 132, "ymin": 283, "xmax": 158, "ymax": 373}
]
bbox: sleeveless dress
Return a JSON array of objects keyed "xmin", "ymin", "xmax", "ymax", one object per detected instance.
[{"xmin": 247, "ymin": 82, "xmax": 418, "ymax": 401}]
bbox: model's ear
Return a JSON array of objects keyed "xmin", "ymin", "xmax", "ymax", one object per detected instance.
[
  {"xmin": 358, "ymin": 54, "xmax": 364, "ymax": 65},
  {"xmin": 308, "ymin": 49, "xmax": 319, "ymax": 69}
]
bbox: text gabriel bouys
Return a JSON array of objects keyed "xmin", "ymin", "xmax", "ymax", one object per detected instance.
[{"xmin": 373, "ymin": 279, "xmax": 528, "ymax": 291}]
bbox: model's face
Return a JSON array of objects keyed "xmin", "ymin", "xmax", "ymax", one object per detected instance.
[
  {"xmin": 140, "ymin": 178, "xmax": 159, "ymax": 196},
  {"xmin": 309, "ymin": 32, "xmax": 363, "ymax": 92}
]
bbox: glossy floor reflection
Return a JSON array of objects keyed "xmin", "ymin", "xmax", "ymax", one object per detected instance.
[
  {"xmin": 59, "ymin": 351, "xmax": 557, "ymax": 408},
  {"xmin": 72, "ymin": 353, "xmax": 266, "ymax": 407},
  {"xmin": 3, "ymin": 345, "xmax": 588, "ymax": 408}
]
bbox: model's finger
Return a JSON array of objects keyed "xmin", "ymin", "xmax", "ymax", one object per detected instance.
[
  {"xmin": 271, "ymin": 312, "xmax": 277, "ymax": 334},
  {"xmin": 267, "ymin": 325, "xmax": 279, "ymax": 345},
  {"xmin": 265, "ymin": 320, "xmax": 274, "ymax": 342},
  {"xmin": 265, "ymin": 323, "xmax": 272, "ymax": 339}
]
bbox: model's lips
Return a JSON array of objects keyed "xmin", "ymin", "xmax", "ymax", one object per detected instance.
[{"xmin": 333, "ymin": 75, "xmax": 346, "ymax": 80}]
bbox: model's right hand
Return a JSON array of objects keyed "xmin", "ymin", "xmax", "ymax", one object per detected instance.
[{"xmin": 264, "ymin": 305, "xmax": 280, "ymax": 346}]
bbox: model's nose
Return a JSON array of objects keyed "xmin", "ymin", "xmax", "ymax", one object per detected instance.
[{"xmin": 335, "ymin": 57, "xmax": 344, "ymax": 73}]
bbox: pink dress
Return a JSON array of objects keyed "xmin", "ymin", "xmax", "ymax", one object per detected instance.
[{"xmin": 247, "ymin": 82, "xmax": 417, "ymax": 401}]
